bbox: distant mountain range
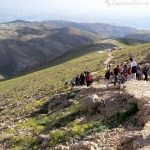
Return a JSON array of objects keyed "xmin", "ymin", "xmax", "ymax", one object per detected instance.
[
  {"xmin": 42, "ymin": 20, "xmax": 137, "ymax": 38},
  {"xmin": 0, "ymin": 20, "xmax": 143, "ymax": 77},
  {"xmin": 0, "ymin": 9, "xmax": 150, "ymax": 29},
  {"xmin": 126, "ymin": 30, "xmax": 150, "ymax": 42}
]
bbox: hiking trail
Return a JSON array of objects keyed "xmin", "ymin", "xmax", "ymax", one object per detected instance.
[
  {"xmin": 104, "ymin": 51, "xmax": 114, "ymax": 66},
  {"xmin": 92, "ymin": 51, "xmax": 114, "ymax": 76}
]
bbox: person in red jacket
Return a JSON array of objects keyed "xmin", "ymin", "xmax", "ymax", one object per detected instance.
[
  {"xmin": 126, "ymin": 65, "xmax": 132, "ymax": 80},
  {"xmin": 86, "ymin": 72, "xmax": 92, "ymax": 87}
]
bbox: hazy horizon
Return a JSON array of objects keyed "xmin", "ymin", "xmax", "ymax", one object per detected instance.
[{"xmin": 0, "ymin": 0, "xmax": 150, "ymax": 29}]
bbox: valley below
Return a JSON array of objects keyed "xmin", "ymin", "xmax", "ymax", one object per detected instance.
[{"xmin": 0, "ymin": 20, "xmax": 139, "ymax": 77}]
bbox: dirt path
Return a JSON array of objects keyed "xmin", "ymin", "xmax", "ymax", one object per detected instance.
[
  {"xmin": 104, "ymin": 52, "xmax": 114, "ymax": 66},
  {"xmin": 125, "ymin": 80, "xmax": 150, "ymax": 98},
  {"xmin": 92, "ymin": 51, "xmax": 114, "ymax": 75}
]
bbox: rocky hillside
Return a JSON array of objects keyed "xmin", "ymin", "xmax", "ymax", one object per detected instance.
[
  {"xmin": 0, "ymin": 42, "xmax": 150, "ymax": 149},
  {"xmin": 1, "ymin": 74, "xmax": 150, "ymax": 149},
  {"xmin": 0, "ymin": 24, "xmax": 99, "ymax": 76}
]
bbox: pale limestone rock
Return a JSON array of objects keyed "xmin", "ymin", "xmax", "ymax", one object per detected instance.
[{"xmin": 81, "ymin": 94, "xmax": 105, "ymax": 113}]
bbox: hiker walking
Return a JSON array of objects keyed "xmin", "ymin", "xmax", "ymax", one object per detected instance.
[
  {"xmin": 130, "ymin": 58, "xmax": 137, "ymax": 80},
  {"xmin": 143, "ymin": 63, "xmax": 149, "ymax": 81},
  {"xmin": 121, "ymin": 64, "xmax": 128, "ymax": 83},
  {"xmin": 105, "ymin": 69, "xmax": 111, "ymax": 87},
  {"xmin": 84, "ymin": 71, "xmax": 87, "ymax": 75},
  {"xmin": 126, "ymin": 65, "xmax": 132, "ymax": 80},
  {"xmin": 114, "ymin": 65, "xmax": 121, "ymax": 86},
  {"xmin": 75, "ymin": 75, "xmax": 81, "ymax": 86},
  {"xmin": 86, "ymin": 72, "xmax": 92, "ymax": 87},
  {"xmin": 136, "ymin": 65, "xmax": 142, "ymax": 80},
  {"xmin": 80, "ymin": 73, "xmax": 85, "ymax": 86}
]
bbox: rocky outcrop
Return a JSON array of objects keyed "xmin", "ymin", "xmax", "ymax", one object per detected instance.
[
  {"xmin": 59, "ymin": 81, "xmax": 149, "ymax": 150},
  {"xmin": 81, "ymin": 94, "xmax": 105, "ymax": 113},
  {"xmin": 117, "ymin": 80, "xmax": 150, "ymax": 150}
]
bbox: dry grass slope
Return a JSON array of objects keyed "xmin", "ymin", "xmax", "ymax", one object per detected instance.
[
  {"xmin": 0, "ymin": 42, "xmax": 150, "ymax": 149},
  {"xmin": 112, "ymin": 43, "xmax": 150, "ymax": 64}
]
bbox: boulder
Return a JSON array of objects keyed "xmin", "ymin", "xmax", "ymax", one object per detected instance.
[{"xmin": 81, "ymin": 94, "xmax": 105, "ymax": 113}]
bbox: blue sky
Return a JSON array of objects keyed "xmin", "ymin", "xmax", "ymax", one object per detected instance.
[{"xmin": 0, "ymin": 0, "xmax": 150, "ymax": 29}]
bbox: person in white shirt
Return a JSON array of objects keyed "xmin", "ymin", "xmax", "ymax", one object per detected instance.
[{"xmin": 130, "ymin": 58, "xmax": 137, "ymax": 80}]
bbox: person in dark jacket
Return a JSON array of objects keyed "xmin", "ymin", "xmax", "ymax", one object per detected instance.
[
  {"xmin": 80, "ymin": 73, "xmax": 85, "ymax": 86},
  {"xmin": 105, "ymin": 69, "xmax": 111, "ymax": 87},
  {"xmin": 114, "ymin": 65, "xmax": 121, "ymax": 86},
  {"xmin": 75, "ymin": 75, "xmax": 81, "ymax": 86},
  {"xmin": 136, "ymin": 65, "xmax": 142, "ymax": 80},
  {"xmin": 143, "ymin": 64, "xmax": 149, "ymax": 81}
]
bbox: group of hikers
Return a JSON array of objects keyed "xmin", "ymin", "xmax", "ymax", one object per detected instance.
[
  {"xmin": 71, "ymin": 71, "xmax": 93, "ymax": 87},
  {"xmin": 105, "ymin": 57, "xmax": 150, "ymax": 87},
  {"xmin": 67, "ymin": 57, "xmax": 149, "ymax": 89}
]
